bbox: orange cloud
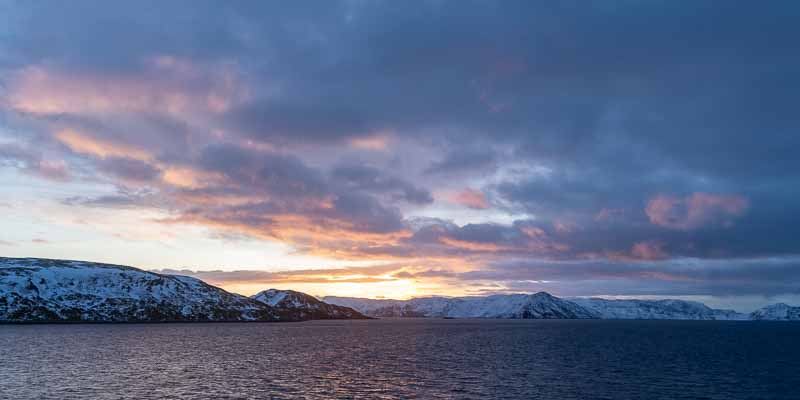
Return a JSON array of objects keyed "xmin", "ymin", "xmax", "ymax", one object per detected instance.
[
  {"xmin": 161, "ymin": 167, "xmax": 224, "ymax": 189},
  {"xmin": 160, "ymin": 209, "xmax": 414, "ymax": 261},
  {"xmin": 55, "ymin": 130, "xmax": 153, "ymax": 161},
  {"xmin": 349, "ymin": 134, "xmax": 390, "ymax": 151},
  {"xmin": 161, "ymin": 261, "xmax": 475, "ymax": 298},
  {"xmin": 440, "ymin": 237, "xmax": 507, "ymax": 252}
]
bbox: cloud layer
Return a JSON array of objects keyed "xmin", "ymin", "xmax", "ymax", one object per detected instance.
[{"xmin": 1, "ymin": 1, "xmax": 799, "ymax": 299}]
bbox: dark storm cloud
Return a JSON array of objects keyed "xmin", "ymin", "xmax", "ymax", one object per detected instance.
[{"xmin": 2, "ymin": 1, "xmax": 800, "ymax": 297}]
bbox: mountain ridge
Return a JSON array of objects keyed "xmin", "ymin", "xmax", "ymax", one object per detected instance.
[
  {"xmin": 3, "ymin": 257, "xmax": 798, "ymax": 322},
  {"xmin": 324, "ymin": 294, "xmax": 799, "ymax": 321},
  {"xmin": 0, "ymin": 257, "xmax": 363, "ymax": 323}
]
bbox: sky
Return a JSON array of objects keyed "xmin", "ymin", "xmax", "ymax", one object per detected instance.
[{"xmin": 1, "ymin": 1, "xmax": 799, "ymax": 311}]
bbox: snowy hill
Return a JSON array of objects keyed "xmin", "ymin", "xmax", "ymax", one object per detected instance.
[
  {"xmin": 0, "ymin": 257, "xmax": 302, "ymax": 323},
  {"xmin": 750, "ymin": 303, "xmax": 800, "ymax": 321},
  {"xmin": 321, "ymin": 297, "xmax": 403, "ymax": 315},
  {"xmin": 570, "ymin": 298, "xmax": 749, "ymax": 320},
  {"xmin": 324, "ymin": 292, "xmax": 597, "ymax": 319},
  {"xmin": 251, "ymin": 289, "xmax": 370, "ymax": 320}
]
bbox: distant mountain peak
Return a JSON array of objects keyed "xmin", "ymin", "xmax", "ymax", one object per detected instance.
[
  {"xmin": 751, "ymin": 303, "xmax": 800, "ymax": 321},
  {"xmin": 324, "ymin": 291, "xmax": 595, "ymax": 319}
]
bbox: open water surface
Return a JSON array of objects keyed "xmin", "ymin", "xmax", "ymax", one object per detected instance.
[{"xmin": 1, "ymin": 319, "xmax": 798, "ymax": 399}]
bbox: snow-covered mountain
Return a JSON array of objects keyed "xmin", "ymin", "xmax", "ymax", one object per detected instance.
[
  {"xmin": 326, "ymin": 293, "xmax": 800, "ymax": 321},
  {"xmin": 570, "ymin": 298, "xmax": 749, "ymax": 320},
  {"xmin": 4, "ymin": 257, "xmax": 798, "ymax": 322},
  {"xmin": 324, "ymin": 292, "xmax": 597, "ymax": 319},
  {"xmin": 750, "ymin": 303, "xmax": 800, "ymax": 321},
  {"xmin": 322, "ymin": 297, "xmax": 404, "ymax": 315},
  {"xmin": 0, "ymin": 257, "xmax": 301, "ymax": 323},
  {"xmin": 251, "ymin": 289, "xmax": 370, "ymax": 320}
]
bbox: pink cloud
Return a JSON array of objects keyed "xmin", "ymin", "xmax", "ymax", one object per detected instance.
[
  {"xmin": 348, "ymin": 133, "xmax": 391, "ymax": 151},
  {"xmin": 33, "ymin": 159, "xmax": 70, "ymax": 182},
  {"xmin": 452, "ymin": 188, "xmax": 491, "ymax": 209},
  {"xmin": 553, "ymin": 219, "xmax": 578, "ymax": 235},
  {"xmin": 631, "ymin": 240, "xmax": 668, "ymax": 260},
  {"xmin": 5, "ymin": 62, "xmax": 246, "ymax": 117},
  {"xmin": 594, "ymin": 208, "xmax": 624, "ymax": 221},
  {"xmin": 645, "ymin": 192, "xmax": 750, "ymax": 230}
]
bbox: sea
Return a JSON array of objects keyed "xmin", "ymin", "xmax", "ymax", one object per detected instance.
[{"xmin": 1, "ymin": 319, "xmax": 798, "ymax": 399}]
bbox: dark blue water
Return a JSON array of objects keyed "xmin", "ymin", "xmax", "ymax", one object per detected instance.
[{"xmin": 1, "ymin": 319, "xmax": 798, "ymax": 399}]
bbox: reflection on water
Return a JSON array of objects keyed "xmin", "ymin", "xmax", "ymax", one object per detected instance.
[{"xmin": 1, "ymin": 319, "xmax": 798, "ymax": 399}]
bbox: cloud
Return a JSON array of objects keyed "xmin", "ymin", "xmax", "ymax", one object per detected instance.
[
  {"xmin": 452, "ymin": 257, "xmax": 800, "ymax": 297},
  {"xmin": 6, "ymin": 62, "xmax": 244, "ymax": 117},
  {"xmin": 1, "ymin": 1, "xmax": 799, "ymax": 299},
  {"xmin": 63, "ymin": 189, "xmax": 162, "ymax": 209},
  {"xmin": 157, "ymin": 263, "xmax": 407, "ymax": 287},
  {"xmin": 349, "ymin": 134, "xmax": 390, "ymax": 151},
  {"xmin": 425, "ymin": 147, "xmax": 497, "ymax": 176},
  {"xmin": 451, "ymin": 188, "xmax": 491, "ymax": 210},
  {"xmin": 646, "ymin": 193, "xmax": 750, "ymax": 230},
  {"xmin": 55, "ymin": 130, "xmax": 153, "ymax": 162},
  {"xmin": 97, "ymin": 157, "xmax": 161, "ymax": 183},
  {"xmin": 0, "ymin": 142, "xmax": 70, "ymax": 181},
  {"xmin": 331, "ymin": 163, "xmax": 433, "ymax": 205},
  {"xmin": 594, "ymin": 208, "xmax": 624, "ymax": 222},
  {"xmin": 630, "ymin": 241, "xmax": 668, "ymax": 261}
]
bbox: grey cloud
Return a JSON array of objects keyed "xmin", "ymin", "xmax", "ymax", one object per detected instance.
[
  {"xmin": 424, "ymin": 146, "xmax": 497, "ymax": 176},
  {"xmin": 199, "ymin": 143, "xmax": 329, "ymax": 198},
  {"xmin": 0, "ymin": 142, "xmax": 69, "ymax": 181},
  {"xmin": 62, "ymin": 189, "xmax": 164, "ymax": 209},
  {"xmin": 97, "ymin": 157, "xmax": 161, "ymax": 183},
  {"xmin": 413, "ymin": 257, "xmax": 800, "ymax": 297},
  {"xmin": 331, "ymin": 163, "xmax": 433, "ymax": 205}
]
